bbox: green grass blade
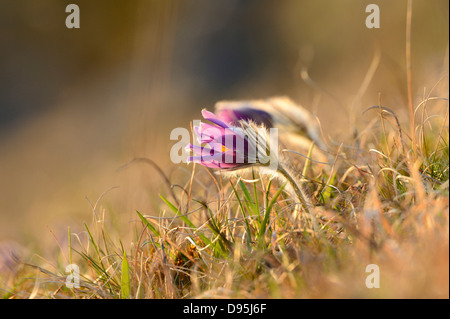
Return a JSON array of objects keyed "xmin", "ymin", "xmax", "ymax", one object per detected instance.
[
  {"xmin": 75, "ymin": 248, "xmax": 119, "ymax": 290},
  {"xmin": 120, "ymin": 250, "xmax": 131, "ymax": 299},
  {"xmin": 84, "ymin": 223, "xmax": 103, "ymax": 263},
  {"xmin": 159, "ymin": 194, "xmax": 211, "ymax": 246},
  {"xmin": 322, "ymin": 171, "xmax": 337, "ymax": 203},
  {"xmin": 230, "ymin": 181, "xmax": 253, "ymax": 249},
  {"xmin": 239, "ymin": 179, "xmax": 258, "ymax": 215},
  {"xmin": 159, "ymin": 194, "xmax": 196, "ymax": 228},
  {"xmin": 261, "ymin": 179, "xmax": 273, "ymax": 225},
  {"xmin": 302, "ymin": 142, "xmax": 315, "ymax": 178},
  {"xmin": 258, "ymin": 182, "xmax": 286, "ymax": 248},
  {"xmin": 190, "ymin": 197, "xmax": 235, "ymax": 255},
  {"xmin": 252, "ymin": 169, "xmax": 260, "ymax": 214},
  {"xmin": 136, "ymin": 210, "xmax": 160, "ymax": 237}
]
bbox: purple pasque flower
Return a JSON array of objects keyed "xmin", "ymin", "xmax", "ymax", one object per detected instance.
[
  {"xmin": 186, "ymin": 110, "xmax": 263, "ymax": 170},
  {"xmin": 216, "ymin": 107, "xmax": 273, "ymax": 128},
  {"xmin": 214, "ymin": 97, "xmax": 329, "ymax": 154},
  {"xmin": 185, "ymin": 109, "xmax": 311, "ymax": 214}
]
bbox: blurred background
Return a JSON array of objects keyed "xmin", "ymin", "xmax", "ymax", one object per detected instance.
[{"xmin": 0, "ymin": 0, "xmax": 448, "ymax": 252}]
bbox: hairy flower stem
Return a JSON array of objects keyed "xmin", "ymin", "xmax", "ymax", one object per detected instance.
[{"xmin": 277, "ymin": 163, "xmax": 311, "ymax": 215}]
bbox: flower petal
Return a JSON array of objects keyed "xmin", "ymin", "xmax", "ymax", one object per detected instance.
[
  {"xmin": 217, "ymin": 107, "xmax": 273, "ymax": 128},
  {"xmin": 201, "ymin": 109, "xmax": 230, "ymax": 128}
]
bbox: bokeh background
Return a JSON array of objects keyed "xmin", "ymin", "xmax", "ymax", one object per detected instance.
[{"xmin": 0, "ymin": 0, "xmax": 448, "ymax": 254}]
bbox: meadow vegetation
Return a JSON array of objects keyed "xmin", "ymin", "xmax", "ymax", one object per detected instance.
[
  {"xmin": 2, "ymin": 86, "xmax": 448, "ymax": 299},
  {"xmin": 0, "ymin": 2, "xmax": 448, "ymax": 300}
]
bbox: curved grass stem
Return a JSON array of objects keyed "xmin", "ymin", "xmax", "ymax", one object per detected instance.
[{"xmin": 277, "ymin": 164, "xmax": 311, "ymax": 216}]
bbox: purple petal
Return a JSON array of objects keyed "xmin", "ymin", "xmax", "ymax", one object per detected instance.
[
  {"xmin": 215, "ymin": 109, "xmax": 235, "ymax": 124},
  {"xmin": 185, "ymin": 144, "xmax": 205, "ymax": 154},
  {"xmin": 196, "ymin": 124, "xmax": 227, "ymax": 144},
  {"xmin": 186, "ymin": 108, "xmax": 262, "ymax": 170},
  {"xmin": 201, "ymin": 109, "xmax": 230, "ymax": 128},
  {"xmin": 217, "ymin": 107, "xmax": 273, "ymax": 128},
  {"xmin": 188, "ymin": 156, "xmax": 240, "ymax": 169}
]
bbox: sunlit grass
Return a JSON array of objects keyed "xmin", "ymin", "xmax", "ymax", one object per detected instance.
[{"xmin": 2, "ymin": 90, "xmax": 448, "ymax": 298}]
